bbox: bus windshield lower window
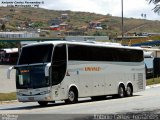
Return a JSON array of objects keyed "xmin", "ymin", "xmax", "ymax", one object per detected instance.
[{"xmin": 16, "ymin": 65, "xmax": 50, "ymax": 89}]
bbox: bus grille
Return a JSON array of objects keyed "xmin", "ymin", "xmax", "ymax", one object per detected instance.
[{"xmin": 137, "ymin": 73, "xmax": 143, "ymax": 89}]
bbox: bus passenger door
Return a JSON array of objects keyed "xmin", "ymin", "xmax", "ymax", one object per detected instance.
[{"xmin": 50, "ymin": 44, "xmax": 67, "ymax": 100}]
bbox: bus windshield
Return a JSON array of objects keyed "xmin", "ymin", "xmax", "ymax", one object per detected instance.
[{"xmin": 18, "ymin": 44, "xmax": 53, "ymax": 65}]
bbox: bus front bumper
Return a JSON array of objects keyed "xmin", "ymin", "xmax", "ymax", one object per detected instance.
[{"xmin": 17, "ymin": 94, "xmax": 52, "ymax": 102}]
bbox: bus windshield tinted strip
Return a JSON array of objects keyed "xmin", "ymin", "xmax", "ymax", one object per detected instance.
[{"xmin": 18, "ymin": 44, "xmax": 53, "ymax": 65}]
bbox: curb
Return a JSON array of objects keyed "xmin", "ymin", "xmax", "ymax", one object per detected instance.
[
  {"xmin": 146, "ymin": 84, "xmax": 160, "ymax": 89},
  {"xmin": 0, "ymin": 100, "xmax": 18, "ymax": 104}
]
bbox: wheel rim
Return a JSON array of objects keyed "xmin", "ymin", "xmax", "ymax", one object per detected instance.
[{"xmin": 68, "ymin": 91, "xmax": 75, "ymax": 102}]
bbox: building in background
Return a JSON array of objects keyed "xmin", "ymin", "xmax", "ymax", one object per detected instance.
[
  {"xmin": 0, "ymin": 32, "xmax": 39, "ymax": 38},
  {"xmin": 65, "ymin": 36, "xmax": 109, "ymax": 41}
]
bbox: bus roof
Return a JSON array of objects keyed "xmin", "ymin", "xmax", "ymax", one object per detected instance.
[{"xmin": 23, "ymin": 41, "xmax": 143, "ymax": 50}]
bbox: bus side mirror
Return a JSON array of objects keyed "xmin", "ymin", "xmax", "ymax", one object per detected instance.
[
  {"xmin": 7, "ymin": 66, "xmax": 14, "ymax": 79},
  {"xmin": 45, "ymin": 63, "xmax": 51, "ymax": 77}
]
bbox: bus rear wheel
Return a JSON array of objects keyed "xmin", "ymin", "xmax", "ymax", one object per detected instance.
[
  {"xmin": 118, "ymin": 85, "xmax": 125, "ymax": 98},
  {"xmin": 38, "ymin": 101, "xmax": 48, "ymax": 106},
  {"xmin": 126, "ymin": 85, "xmax": 133, "ymax": 97},
  {"xmin": 65, "ymin": 88, "xmax": 78, "ymax": 104}
]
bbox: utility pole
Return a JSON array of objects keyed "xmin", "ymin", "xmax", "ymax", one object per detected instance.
[{"xmin": 121, "ymin": 0, "xmax": 124, "ymax": 40}]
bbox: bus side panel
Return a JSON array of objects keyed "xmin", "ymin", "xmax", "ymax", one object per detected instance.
[
  {"xmin": 78, "ymin": 63, "xmax": 105, "ymax": 97},
  {"xmin": 132, "ymin": 65, "xmax": 146, "ymax": 93},
  {"xmin": 104, "ymin": 62, "xmax": 145, "ymax": 95}
]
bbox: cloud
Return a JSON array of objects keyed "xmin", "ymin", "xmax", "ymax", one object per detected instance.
[
  {"xmin": 122, "ymin": 0, "xmax": 159, "ymax": 20},
  {"xmin": 41, "ymin": 0, "xmax": 159, "ymax": 20},
  {"xmin": 42, "ymin": 0, "xmax": 106, "ymax": 14}
]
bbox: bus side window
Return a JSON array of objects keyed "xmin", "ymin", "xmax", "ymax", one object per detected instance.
[{"xmin": 51, "ymin": 44, "xmax": 67, "ymax": 85}]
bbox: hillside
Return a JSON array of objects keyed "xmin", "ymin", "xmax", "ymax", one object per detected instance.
[{"xmin": 0, "ymin": 6, "xmax": 160, "ymax": 38}]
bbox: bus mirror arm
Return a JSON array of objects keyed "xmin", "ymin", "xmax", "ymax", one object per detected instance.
[
  {"xmin": 7, "ymin": 66, "xmax": 15, "ymax": 79},
  {"xmin": 45, "ymin": 63, "xmax": 51, "ymax": 77}
]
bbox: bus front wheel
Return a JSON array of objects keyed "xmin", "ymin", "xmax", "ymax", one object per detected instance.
[
  {"xmin": 38, "ymin": 101, "xmax": 48, "ymax": 106},
  {"xmin": 65, "ymin": 88, "xmax": 78, "ymax": 104}
]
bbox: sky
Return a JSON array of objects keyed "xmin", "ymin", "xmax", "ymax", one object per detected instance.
[{"xmin": 1, "ymin": 0, "xmax": 160, "ymax": 20}]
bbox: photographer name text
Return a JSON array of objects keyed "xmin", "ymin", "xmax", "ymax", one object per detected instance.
[{"xmin": 1, "ymin": 1, "xmax": 44, "ymax": 8}]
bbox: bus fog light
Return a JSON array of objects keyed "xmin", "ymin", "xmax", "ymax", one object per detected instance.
[{"xmin": 45, "ymin": 96, "xmax": 51, "ymax": 100}]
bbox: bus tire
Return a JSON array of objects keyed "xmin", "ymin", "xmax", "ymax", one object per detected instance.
[
  {"xmin": 118, "ymin": 85, "xmax": 125, "ymax": 98},
  {"xmin": 125, "ymin": 84, "xmax": 133, "ymax": 97},
  {"xmin": 65, "ymin": 88, "xmax": 78, "ymax": 104},
  {"xmin": 38, "ymin": 101, "xmax": 48, "ymax": 106}
]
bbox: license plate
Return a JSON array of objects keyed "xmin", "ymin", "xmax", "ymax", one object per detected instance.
[{"xmin": 28, "ymin": 97, "xmax": 34, "ymax": 101}]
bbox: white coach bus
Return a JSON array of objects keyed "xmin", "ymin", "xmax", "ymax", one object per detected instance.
[{"xmin": 7, "ymin": 41, "xmax": 146, "ymax": 106}]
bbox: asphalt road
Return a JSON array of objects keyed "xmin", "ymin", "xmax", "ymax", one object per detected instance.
[
  {"xmin": 0, "ymin": 65, "xmax": 16, "ymax": 93},
  {"xmin": 0, "ymin": 87, "xmax": 160, "ymax": 120}
]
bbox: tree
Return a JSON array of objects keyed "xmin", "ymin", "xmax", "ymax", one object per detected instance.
[
  {"xmin": 148, "ymin": 0, "xmax": 160, "ymax": 14},
  {"xmin": 0, "ymin": 42, "xmax": 19, "ymax": 49}
]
